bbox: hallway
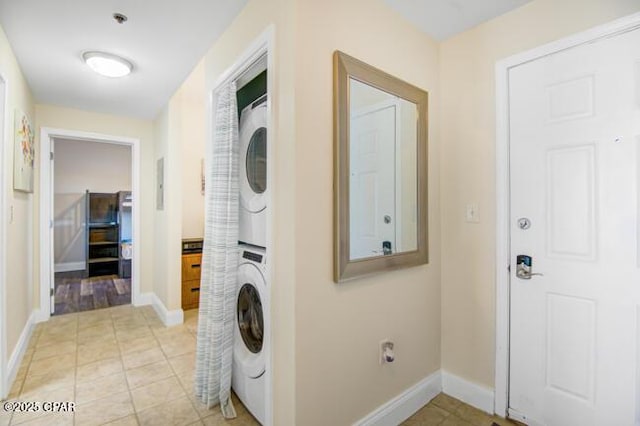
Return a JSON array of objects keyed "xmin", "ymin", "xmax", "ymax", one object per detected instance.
[{"xmin": 1, "ymin": 307, "xmax": 257, "ymax": 426}]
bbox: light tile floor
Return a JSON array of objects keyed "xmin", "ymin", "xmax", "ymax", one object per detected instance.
[
  {"xmin": 402, "ymin": 393, "xmax": 523, "ymax": 426},
  {"xmin": 1, "ymin": 305, "xmax": 524, "ymax": 426},
  {"xmin": 1, "ymin": 306, "xmax": 259, "ymax": 426}
]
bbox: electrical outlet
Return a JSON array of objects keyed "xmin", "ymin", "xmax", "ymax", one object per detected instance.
[
  {"xmin": 465, "ymin": 203, "xmax": 480, "ymax": 223},
  {"xmin": 380, "ymin": 339, "xmax": 394, "ymax": 364}
]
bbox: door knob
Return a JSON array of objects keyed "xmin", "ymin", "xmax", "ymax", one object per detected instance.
[{"xmin": 516, "ymin": 255, "xmax": 544, "ymax": 280}]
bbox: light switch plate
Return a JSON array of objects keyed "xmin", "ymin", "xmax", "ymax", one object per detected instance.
[{"xmin": 465, "ymin": 203, "xmax": 480, "ymax": 223}]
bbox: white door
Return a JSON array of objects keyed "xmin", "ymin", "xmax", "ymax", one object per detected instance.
[
  {"xmin": 349, "ymin": 103, "xmax": 396, "ymax": 259},
  {"xmin": 509, "ymin": 28, "xmax": 640, "ymax": 425}
]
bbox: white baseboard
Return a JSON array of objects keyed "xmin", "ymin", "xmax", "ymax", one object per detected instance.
[
  {"xmin": 32, "ymin": 309, "xmax": 49, "ymax": 324},
  {"xmin": 134, "ymin": 292, "xmax": 153, "ymax": 307},
  {"xmin": 5, "ymin": 311, "xmax": 37, "ymax": 397},
  {"xmin": 54, "ymin": 262, "xmax": 85, "ymax": 273},
  {"xmin": 151, "ymin": 293, "xmax": 183, "ymax": 326},
  {"xmin": 354, "ymin": 370, "xmax": 442, "ymax": 426},
  {"xmin": 441, "ymin": 370, "xmax": 495, "ymax": 414}
]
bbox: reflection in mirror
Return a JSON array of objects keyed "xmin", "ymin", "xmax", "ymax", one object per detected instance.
[
  {"xmin": 349, "ymin": 78, "xmax": 417, "ymax": 260},
  {"xmin": 333, "ymin": 51, "xmax": 428, "ymax": 282}
]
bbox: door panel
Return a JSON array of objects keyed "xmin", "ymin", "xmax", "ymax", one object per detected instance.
[
  {"xmin": 546, "ymin": 144, "xmax": 596, "ymax": 260},
  {"xmin": 349, "ymin": 104, "xmax": 396, "ymax": 259},
  {"xmin": 545, "ymin": 293, "xmax": 595, "ymax": 402},
  {"xmin": 509, "ymin": 27, "xmax": 640, "ymax": 426}
]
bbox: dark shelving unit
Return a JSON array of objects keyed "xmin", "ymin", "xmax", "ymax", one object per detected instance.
[{"xmin": 86, "ymin": 191, "xmax": 120, "ymax": 277}]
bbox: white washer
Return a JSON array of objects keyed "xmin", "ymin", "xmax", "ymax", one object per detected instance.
[
  {"xmin": 239, "ymin": 95, "xmax": 267, "ymax": 248},
  {"xmin": 233, "ymin": 244, "xmax": 267, "ymax": 424}
]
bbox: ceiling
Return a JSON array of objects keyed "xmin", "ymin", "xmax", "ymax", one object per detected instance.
[
  {"xmin": 0, "ymin": 0, "xmax": 247, "ymax": 119},
  {"xmin": 384, "ymin": 0, "xmax": 533, "ymax": 41},
  {"xmin": 0, "ymin": 0, "xmax": 531, "ymax": 119}
]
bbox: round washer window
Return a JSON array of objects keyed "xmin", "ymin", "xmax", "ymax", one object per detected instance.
[
  {"xmin": 237, "ymin": 283, "xmax": 264, "ymax": 354},
  {"xmin": 246, "ymin": 127, "xmax": 267, "ymax": 194}
]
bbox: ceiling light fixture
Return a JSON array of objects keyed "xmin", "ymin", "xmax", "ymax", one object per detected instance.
[
  {"xmin": 82, "ymin": 51, "xmax": 133, "ymax": 78},
  {"xmin": 113, "ymin": 13, "xmax": 128, "ymax": 24}
]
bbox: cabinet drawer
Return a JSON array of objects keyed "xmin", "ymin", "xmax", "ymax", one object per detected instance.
[
  {"xmin": 182, "ymin": 279, "xmax": 200, "ymax": 310},
  {"xmin": 182, "ymin": 254, "xmax": 202, "ymax": 281}
]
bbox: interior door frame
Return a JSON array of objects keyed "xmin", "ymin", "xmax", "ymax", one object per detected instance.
[
  {"xmin": 208, "ymin": 25, "xmax": 275, "ymax": 426},
  {"xmin": 0, "ymin": 71, "xmax": 7, "ymax": 399},
  {"xmin": 494, "ymin": 11, "xmax": 640, "ymax": 417},
  {"xmin": 39, "ymin": 128, "xmax": 141, "ymax": 322}
]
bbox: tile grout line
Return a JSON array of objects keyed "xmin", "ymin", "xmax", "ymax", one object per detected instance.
[
  {"xmin": 114, "ymin": 308, "xmax": 142, "ymax": 426},
  {"xmin": 153, "ymin": 316, "xmax": 204, "ymax": 423},
  {"xmin": 8, "ymin": 306, "xmax": 253, "ymax": 426},
  {"xmin": 72, "ymin": 312, "xmax": 79, "ymax": 426}
]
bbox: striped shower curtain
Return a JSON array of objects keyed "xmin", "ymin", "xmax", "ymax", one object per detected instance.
[{"xmin": 194, "ymin": 81, "xmax": 239, "ymax": 419}]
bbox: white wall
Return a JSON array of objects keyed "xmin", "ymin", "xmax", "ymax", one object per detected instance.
[
  {"xmin": 53, "ymin": 138, "xmax": 131, "ymax": 268},
  {"xmin": 439, "ymin": 0, "xmax": 640, "ymax": 389}
]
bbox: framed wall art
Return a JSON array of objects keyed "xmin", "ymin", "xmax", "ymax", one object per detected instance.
[{"xmin": 13, "ymin": 109, "xmax": 35, "ymax": 193}]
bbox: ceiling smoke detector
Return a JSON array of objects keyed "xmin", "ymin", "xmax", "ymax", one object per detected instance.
[
  {"xmin": 113, "ymin": 13, "xmax": 128, "ymax": 24},
  {"xmin": 83, "ymin": 51, "xmax": 133, "ymax": 78}
]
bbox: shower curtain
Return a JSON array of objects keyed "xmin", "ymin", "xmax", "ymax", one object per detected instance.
[{"xmin": 194, "ymin": 81, "xmax": 239, "ymax": 419}]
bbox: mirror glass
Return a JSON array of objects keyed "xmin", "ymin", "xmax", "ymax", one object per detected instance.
[
  {"xmin": 334, "ymin": 51, "xmax": 428, "ymax": 282},
  {"xmin": 349, "ymin": 78, "xmax": 417, "ymax": 260}
]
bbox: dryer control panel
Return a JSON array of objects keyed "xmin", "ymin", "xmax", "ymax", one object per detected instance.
[{"xmin": 242, "ymin": 251, "xmax": 264, "ymax": 264}]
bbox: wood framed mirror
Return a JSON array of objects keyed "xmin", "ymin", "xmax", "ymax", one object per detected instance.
[{"xmin": 333, "ymin": 51, "xmax": 428, "ymax": 282}]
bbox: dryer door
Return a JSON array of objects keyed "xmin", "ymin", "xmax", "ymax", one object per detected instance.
[
  {"xmin": 239, "ymin": 103, "xmax": 267, "ymax": 214},
  {"xmin": 234, "ymin": 263, "xmax": 266, "ymax": 378}
]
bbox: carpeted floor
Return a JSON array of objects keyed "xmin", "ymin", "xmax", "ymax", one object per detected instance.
[{"xmin": 54, "ymin": 271, "xmax": 131, "ymax": 315}]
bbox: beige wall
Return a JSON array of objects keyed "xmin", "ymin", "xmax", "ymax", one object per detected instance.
[
  {"xmin": 202, "ymin": 0, "xmax": 297, "ymax": 423},
  {"xmin": 53, "ymin": 139, "xmax": 131, "ymax": 266},
  {"xmin": 151, "ymin": 98, "xmax": 183, "ymax": 311},
  {"xmin": 150, "ymin": 61, "xmax": 207, "ymax": 312},
  {"xmin": 179, "ymin": 61, "xmax": 206, "ymax": 240},
  {"xmin": 0, "ymin": 24, "xmax": 35, "ymax": 366},
  {"xmin": 35, "ymin": 104, "xmax": 155, "ymax": 301},
  {"xmin": 151, "ymin": 107, "xmax": 169, "ymax": 307},
  {"xmin": 439, "ymin": 0, "xmax": 640, "ymax": 388},
  {"xmin": 293, "ymin": 0, "xmax": 440, "ymax": 424},
  {"xmin": 54, "ymin": 139, "xmax": 132, "ymax": 193}
]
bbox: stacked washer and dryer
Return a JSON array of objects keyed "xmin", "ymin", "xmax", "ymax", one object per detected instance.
[{"xmin": 233, "ymin": 78, "xmax": 268, "ymax": 425}]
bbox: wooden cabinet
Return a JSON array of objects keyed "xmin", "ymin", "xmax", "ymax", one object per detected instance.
[{"xmin": 182, "ymin": 253, "xmax": 202, "ymax": 310}]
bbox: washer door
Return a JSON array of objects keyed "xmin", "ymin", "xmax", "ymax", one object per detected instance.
[
  {"xmin": 234, "ymin": 263, "xmax": 266, "ymax": 378},
  {"xmin": 239, "ymin": 103, "xmax": 267, "ymax": 214}
]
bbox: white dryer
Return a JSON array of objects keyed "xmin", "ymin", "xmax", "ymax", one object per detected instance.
[
  {"xmin": 239, "ymin": 95, "xmax": 267, "ymax": 248},
  {"xmin": 233, "ymin": 244, "xmax": 267, "ymax": 424}
]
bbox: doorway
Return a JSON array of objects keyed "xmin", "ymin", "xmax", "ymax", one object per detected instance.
[
  {"xmin": 39, "ymin": 128, "xmax": 141, "ymax": 322},
  {"xmin": 495, "ymin": 13, "xmax": 640, "ymax": 426},
  {"xmin": 52, "ymin": 138, "xmax": 133, "ymax": 315},
  {"xmin": 209, "ymin": 27, "xmax": 274, "ymax": 426}
]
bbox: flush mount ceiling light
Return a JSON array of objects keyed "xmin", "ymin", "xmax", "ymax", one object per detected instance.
[{"xmin": 82, "ymin": 51, "xmax": 133, "ymax": 78}]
